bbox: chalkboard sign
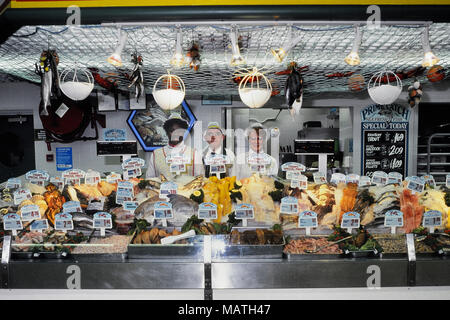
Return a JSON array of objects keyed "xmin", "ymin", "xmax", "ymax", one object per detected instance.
[{"xmin": 361, "ymin": 104, "xmax": 409, "ymax": 178}]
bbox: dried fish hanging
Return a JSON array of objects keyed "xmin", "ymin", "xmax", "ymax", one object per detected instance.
[
  {"xmin": 128, "ymin": 52, "xmax": 145, "ymax": 103},
  {"xmin": 34, "ymin": 49, "xmax": 61, "ymax": 116}
]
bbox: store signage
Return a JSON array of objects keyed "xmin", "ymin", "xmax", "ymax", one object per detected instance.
[
  {"xmin": 63, "ymin": 201, "xmax": 82, "ymax": 213},
  {"xmin": 13, "ymin": 188, "xmax": 32, "ymax": 205},
  {"xmin": 280, "ymin": 196, "xmax": 298, "ymax": 214},
  {"xmin": 341, "ymin": 211, "xmax": 360, "ymax": 232},
  {"xmin": 62, "ymin": 169, "xmax": 85, "ymax": 186},
  {"xmin": 358, "ymin": 176, "xmax": 372, "ymax": 187},
  {"xmin": 290, "ymin": 174, "xmax": 307, "ymax": 189},
  {"xmin": 93, "ymin": 212, "xmax": 113, "ymax": 236},
  {"xmin": 123, "ymin": 201, "xmax": 139, "ymax": 214},
  {"xmin": 20, "ymin": 204, "xmax": 41, "ymax": 221},
  {"xmin": 330, "ymin": 173, "xmax": 346, "ymax": 185},
  {"xmin": 281, "ymin": 162, "xmax": 306, "ymax": 173},
  {"xmin": 298, "ymin": 210, "xmax": 318, "ymax": 235},
  {"xmin": 405, "ymin": 176, "xmax": 425, "ymax": 194},
  {"xmin": 50, "ymin": 176, "xmax": 64, "ymax": 191},
  {"xmin": 346, "ymin": 174, "xmax": 360, "ymax": 184},
  {"xmin": 422, "ymin": 210, "xmax": 442, "ymax": 233},
  {"xmin": 25, "ymin": 170, "xmax": 49, "ymax": 186},
  {"xmin": 235, "ymin": 203, "xmax": 255, "ymax": 221},
  {"xmin": 103, "ymin": 128, "xmax": 127, "ymax": 142},
  {"xmin": 167, "ymin": 153, "xmax": 189, "ymax": 175},
  {"xmin": 30, "ymin": 219, "xmax": 49, "ymax": 233},
  {"xmin": 154, "ymin": 201, "xmax": 173, "ymax": 219},
  {"xmin": 160, "ymin": 182, "xmax": 177, "ymax": 200},
  {"xmin": 421, "ymin": 174, "xmax": 436, "ymax": 188},
  {"xmin": 361, "ymin": 103, "xmax": 408, "ymax": 179},
  {"xmin": 371, "ymin": 171, "xmax": 388, "ymax": 186},
  {"xmin": 87, "ymin": 198, "xmax": 105, "ymax": 212},
  {"xmin": 313, "ymin": 172, "xmax": 326, "ymax": 184},
  {"xmin": 205, "ymin": 154, "xmax": 227, "ymax": 176},
  {"xmin": 198, "ymin": 202, "xmax": 218, "ymax": 220},
  {"xmin": 54, "ymin": 213, "xmax": 74, "ymax": 231},
  {"xmin": 117, "ymin": 181, "xmax": 134, "ymax": 195},
  {"xmin": 388, "ymin": 172, "xmax": 403, "ymax": 184},
  {"xmin": 384, "ymin": 209, "xmax": 403, "ymax": 234},
  {"xmin": 56, "ymin": 147, "xmax": 73, "ymax": 171},
  {"xmin": 85, "ymin": 170, "xmax": 101, "ymax": 185},
  {"xmin": 3, "ymin": 213, "xmax": 23, "ymax": 235},
  {"xmin": 116, "ymin": 189, "xmax": 134, "ymax": 204},
  {"xmin": 6, "ymin": 178, "xmax": 21, "ymax": 189}
]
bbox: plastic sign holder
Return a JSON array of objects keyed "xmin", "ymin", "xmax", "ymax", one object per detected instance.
[
  {"xmin": 421, "ymin": 174, "xmax": 436, "ymax": 188},
  {"xmin": 384, "ymin": 209, "xmax": 404, "ymax": 234},
  {"xmin": 371, "ymin": 171, "xmax": 388, "ymax": 186},
  {"xmin": 85, "ymin": 170, "xmax": 101, "ymax": 185},
  {"xmin": 122, "ymin": 157, "xmax": 145, "ymax": 179},
  {"xmin": 280, "ymin": 196, "xmax": 298, "ymax": 215},
  {"xmin": 330, "ymin": 173, "xmax": 346, "ymax": 185},
  {"xmin": 50, "ymin": 176, "xmax": 64, "ymax": 191},
  {"xmin": 313, "ymin": 172, "xmax": 327, "ymax": 184},
  {"xmin": 63, "ymin": 201, "xmax": 82, "ymax": 214},
  {"xmin": 405, "ymin": 176, "xmax": 425, "ymax": 194},
  {"xmin": 123, "ymin": 201, "xmax": 139, "ymax": 214},
  {"xmin": 205, "ymin": 154, "xmax": 227, "ymax": 179},
  {"xmin": 30, "ymin": 219, "xmax": 49, "ymax": 233},
  {"xmin": 358, "ymin": 176, "xmax": 371, "ymax": 187},
  {"xmin": 298, "ymin": 210, "xmax": 318, "ymax": 235},
  {"xmin": 62, "ymin": 169, "xmax": 86, "ymax": 186},
  {"xmin": 25, "ymin": 170, "xmax": 49, "ymax": 187},
  {"xmin": 54, "ymin": 213, "xmax": 74, "ymax": 232},
  {"xmin": 234, "ymin": 203, "xmax": 254, "ymax": 227},
  {"xmin": 346, "ymin": 174, "xmax": 360, "ymax": 184},
  {"xmin": 341, "ymin": 211, "xmax": 360, "ymax": 233},
  {"xmin": 166, "ymin": 152, "xmax": 190, "ymax": 176},
  {"xmin": 422, "ymin": 210, "xmax": 442, "ymax": 234},
  {"xmin": 20, "ymin": 204, "xmax": 41, "ymax": 221},
  {"xmin": 160, "ymin": 182, "xmax": 177, "ymax": 200},
  {"xmin": 198, "ymin": 202, "xmax": 218, "ymax": 222},
  {"xmin": 248, "ymin": 153, "xmax": 272, "ymax": 176},
  {"xmin": 6, "ymin": 178, "xmax": 21, "ymax": 189},
  {"xmin": 13, "ymin": 188, "xmax": 32, "ymax": 206},
  {"xmin": 106, "ymin": 172, "xmax": 122, "ymax": 184},
  {"xmin": 3, "ymin": 213, "xmax": 23, "ymax": 236},
  {"xmin": 388, "ymin": 172, "xmax": 403, "ymax": 185},
  {"xmin": 93, "ymin": 212, "xmax": 113, "ymax": 237},
  {"xmin": 154, "ymin": 201, "xmax": 173, "ymax": 227}
]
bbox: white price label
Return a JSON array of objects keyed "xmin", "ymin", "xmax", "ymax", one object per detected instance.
[
  {"xmin": 446, "ymin": 174, "xmax": 450, "ymax": 188},
  {"xmin": 371, "ymin": 171, "xmax": 388, "ymax": 185},
  {"xmin": 6, "ymin": 178, "xmax": 21, "ymax": 189},
  {"xmin": 346, "ymin": 174, "xmax": 360, "ymax": 184},
  {"xmin": 422, "ymin": 210, "xmax": 442, "ymax": 229},
  {"xmin": 85, "ymin": 170, "xmax": 101, "ymax": 185},
  {"xmin": 313, "ymin": 172, "xmax": 327, "ymax": 184},
  {"xmin": 106, "ymin": 172, "xmax": 121, "ymax": 184},
  {"xmin": 406, "ymin": 176, "xmax": 425, "ymax": 194},
  {"xmin": 87, "ymin": 199, "xmax": 105, "ymax": 212},
  {"xmin": 30, "ymin": 219, "xmax": 49, "ymax": 232},
  {"xmin": 198, "ymin": 202, "xmax": 218, "ymax": 220},
  {"xmin": 54, "ymin": 213, "xmax": 74, "ymax": 231},
  {"xmin": 387, "ymin": 172, "xmax": 403, "ymax": 184},
  {"xmin": 20, "ymin": 204, "xmax": 41, "ymax": 221},
  {"xmin": 160, "ymin": 182, "xmax": 177, "ymax": 200},
  {"xmin": 154, "ymin": 202, "xmax": 173, "ymax": 219},
  {"xmin": 298, "ymin": 210, "xmax": 318, "ymax": 228},
  {"xmin": 280, "ymin": 196, "xmax": 298, "ymax": 214},
  {"xmin": 169, "ymin": 164, "xmax": 186, "ymax": 174},
  {"xmin": 330, "ymin": 173, "xmax": 346, "ymax": 185},
  {"xmin": 235, "ymin": 203, "xmax": 254, "ymax": 220},
  {"xmin": 384, "ymin": 210, "xmax": 404, "ymax": 227},
  {"xmin": 3, "ymin": 213, "xmax": 23, "ymax": 231},
  {"xmin": 341, "ymin": 212, "xmax": 360, "ymax": 230},
  {"xmin": 63, "ymin": 201, "xmax": 82, "ymax": 213},
  {"xmin": 93, "ymin": 212, "xmax": 113, "ymax": 229},
  {"xmin": 358, "ymin": 176, "xmax": 372, "ymax": 187},
  {"xmin": 50, "ymin": 177, "xmax": 64, "ymax": 191},
  {"xmin": 123, "ymin": 201, "xmax": 139, "ymax": 214},
  {"xmin": 421, "ymin": 175, "xmax": 436, "ymax": 188},
  {"xmin": 116, "ymin": 190, "xmax": 134, "ymax": 204},
  {"xmin": 13, "ymin": 188, "xmax": 32, "ymax": 205}
]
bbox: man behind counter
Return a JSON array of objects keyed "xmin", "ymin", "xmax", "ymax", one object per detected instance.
[
  {"xmin": 202, "ymin": 122, "xmax": 236, "ymax": 178},
  {"xmin": 235, "ymin": 123, "xmax": 278, "ymax": 180},
  {"xmin": 145, "ymin": 113, "xmax": 204, "ymax": 179}
]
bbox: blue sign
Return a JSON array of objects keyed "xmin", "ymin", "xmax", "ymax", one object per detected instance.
[
  {"xmin": 56, "ymin": 147, "xmax": 73, "ymax": 171},
  {"xmin": 103, "ymin": 128, "xmax": 127, "ymax": 142}
]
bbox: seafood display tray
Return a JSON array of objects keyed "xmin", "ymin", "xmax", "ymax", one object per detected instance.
[
  {"xmin": 211, "ymin": 235, "xmax": 285, "ymax": 260},
  {"xmin": 284, "ymin": 252, "xmax": 345, "ymax": 260}
]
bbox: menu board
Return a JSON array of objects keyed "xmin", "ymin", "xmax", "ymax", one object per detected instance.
[{"xmin": 360, "ymin": 104, "xmax": 409, "ymax": 178}]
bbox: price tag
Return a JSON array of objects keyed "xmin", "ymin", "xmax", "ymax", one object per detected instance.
[
  {"xmin": 210, "ymin": 164, "xmax": 226, "ymax": 175},
  {"xmin": 346, "ymin": 174, "xmax": 360, "ymax": 184},
  {"xmin": 117, "ymin": 181, "xmax": 134, "ymax": 195},
  {"xmin": 405, "ymin": 176, "xmax": 425, "ymax": 194},
  {"xmin": 371, "ymin": 171, "xmax": 388, "ymax": 186},
  {"xmin": 330, "ymin": 173, "xmax": 346, "ymax": 185},
  {"xmin": 154, "ymin": 201, "xmax": 173, "ymax": 227},
  {"xmin": 85, "ymin": 170, "xmax": 101, "ymax": 185},
  {"xmin": 421, "ymin": 175, "xmax": 436, "ymax": 188},
  {"xmin": 388, "ymin": 172, "xmax": 403, "ymax": 185},
  {"xmin": 286, "ymin": 171, "xmax": 301, "ymax": 180},
  {"xmin": 50, "ymin": 176, "xmax": 64, "ymax": 191},
  {"xmin": 30, "ymin": 219, "xmax": 49, "ymax": 233},
  {"xmin": 358, "ymin": 176, "xmax": 372, "ymax": 187},
  {"xmin": 250, "ymin": 164, "xmax": 266, "ymax": 175},
  {"xmin": 63, "ymin": 201, "xmax": 82, "ymax": 213},
  {"xmin": 446, "ymin": 174, "xmax": 450, "ymax": 188},
  {"xmin": 160, "ymin": 182, "xmax": 177, "ymax": 200},
  {"xmin": 313, "ymin": 172, "xmax": 327, "ymax": 184},
  {"xmin": 166, "ymin": 153, "xmax": 190, "ymax": 165},
  {"xmin": 281, "ymin": 162, "xmax": 306, "ymax": 173},
  {"xmin": 62, "ymin": 169, "xmax": 85, "ymax": 186},
  {"xmin": 93, "ymin": 212, "xmax": 113, "ymax": 236},
  {"xmin": 235, "ymin": 203, "xmax": 254, "ymax": 227},
  {"xmin": 280, "ymin": 196, "xmax": 298, "ymax": 214},
  {"xmin": 341, "ymin": 211, "xmax": 360, "ymax": 233},
  {"xmin": 298, "ymin": 210, "xmax": 318, "ymax": 235},
  {"xmin": 87, "ymin": 198, "xmax": 105, "ymax": 212},
  {"xmin": 422, "ymin": 210, "xmax": 442, "ymax": 233},
  {"xmin": 116, "ymin": 189, "xmax": 134, "ymax": 204},
  {"xmin": 3, "ymin": 213, "xmax": 23, "ymax": 235},
  {"xmin": 122, "ymin": 157, "xmax": 146, "ymax": 170},
  {"xmin": 106, "ymin": 172, "xmax": 122, "ymax": 184},
  {"xmin": 6, "ymin": 178, "xmax": 21, "ymax": 189},
  {"xmin": 123, "ymin": 201, "xmax": 139, "ymax": 214},
  {"xmin": 198, "ymin": 202, "xmax": 218, "ymax": 220},
  {"xmin": 384, "ymin": 209, "xmax": 403, "ymax": 234},
  {"xmin": 54, "ymin": 213, "xmax": 74, "ymax": 231},
  {"xmin": 25, "ymin": 170, "xmax": 49, "ymax": 186},
  {"xmin": 20, "ymin": 204, "xmax": 41, "ymax": 221},
  {"xmin": 169, "ymin": 163, "xmax": 186, "ymax": 174},
  {"xmin": 291, "ymin": 174, "xmax": 308, "ymax": 189},
  {"xmin": 13, "ymin": 188, "xmax": 32, "ymax": 205}
]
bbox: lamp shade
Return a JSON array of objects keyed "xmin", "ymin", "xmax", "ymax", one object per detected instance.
[{"xmin": 152, "ymin": 72, "xmax": 186, "ymax": 110}]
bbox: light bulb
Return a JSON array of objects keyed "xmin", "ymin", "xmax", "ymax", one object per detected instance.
[
  {"xmin": 170, "ymin": 27, "xmax": 185, "ymax": 67},
  {"xmin": 230, "ymin": 28, "xmax": 245, "ymax": 66},
  {"xmin": 344, "ymin": 26, "xmax": 362, "ymax": 66},
  {"xmin": 421, "ymin": 26, "xmax": 439, "ymax": 67},
  {"xmin": 270, "ymin": 34, "xmax": 302, "ymax": 63},
  {"xmin": 107, "ymin": 29, "xmax": 127, "ymax": 67}
]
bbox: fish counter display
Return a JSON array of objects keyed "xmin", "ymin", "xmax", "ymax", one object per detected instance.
[{"xmin": 1, "ymin": 171, "xmax": 450, "ymax": 260}]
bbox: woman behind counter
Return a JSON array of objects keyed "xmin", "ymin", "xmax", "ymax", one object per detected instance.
[{"xmin": 145, "ymin": 114, "xmax": 204, "ymax": 180}]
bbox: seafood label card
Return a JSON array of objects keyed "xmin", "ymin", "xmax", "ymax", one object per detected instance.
[
  {"xmin": 341, "ymin": 212, "xmax": 360, "ymax": 231},
  {"xmin": 117, "ymin": 181, "xmax": 134, "ymax": 196},
  {"xmin": 421, "ymin": 175, "xmax": 436, "ymax": 188},
  {"xmin": 286, "ymin": 170, "xmax": 301, "ymax": 181},
  {"xmin": 25, "ymin": 170, "xmax": 49, "ymax": 186},
  {"xmin": 123, "ymin": 201, "xmax": 139, "ymax": 214},
  {"xmin": 20, "ymin": 204, "xmax": 41, "ymax": 221},
  {"xmin": 405, "ymin": 176, "xmax": 425, "ymax": 194},
  {"xmin": 30, "ymin": 219, "xmax": 49, "ymax": 232},
  {"xmin": 346, "ymin": 174, "xmax": 360, "ymax": 184},
  {"xmin": 62, "ymin": 169, "xmax": 85, "ymax": 186},
  {"xmin": 54, "ymin": 213, "xmax": 74, "ymax": 231},
  {"xmin": 6, "ymin": 178, "xmax": 21, "ymax": 189},
  {"xmin": 116, "ymin": 189, "xmax": 134, "ymax": 204},
  {"xmin": 169, "ymin": 163, "xmax": 187, "ymax": 174},
  {"xmin": 103, "ymin": 128, "xmax": 127, "ymax": 142},
  {"xmin": 204, "ymin": 153, "xmax": 227, "ymax": 166},
  {"xmin": 280, "ymin": 196, "xmax": 299, "ymax": 214},
  {"xmin": 62, "ymin": 201, "xmax": 82, "ymax": 213},
  {"xmin": 371, "ymin": 171, "xmax": 388, "ymax": 186},
  {"xmin": 313, "ymin": 172, "xmax": 327, "ymax": 184},
  {"xmin": 330, "ymin": 173, "xmax": 346, "ymax": 185},
  {"xmin": 154, "ymin": 201, "xmax": 173, "ymax": 220},
  {"xmin": 388, "ymin": 172, "xmax": 403, "ymax": 184},
  {"xmin": 50, "ymin": 176, "xmax": 64, "ymax": 191},
  {"xmin": 281, "ymin": 162, "xmax": 306, "ymax": 173},
  {"xmin": 122, "ymin": 158, "xmax": 145, "ymax": 178},
  {"xmin": 85, "ymin": 170, "xmax": 101, "ymax": 185},
  {"xmin": 384, "ymin": 209, "xmax": 404, "ymax": 233},
  {"xmin": 198, "ymin": 202, "xmax": 218, "ymax": 220},
  {"xmin": 166, "ymin": 153, "xmax": 191, "ymax": 165},
  {"xmin": 250, "ymin": 164, "xmax": 266, "ymax": 175},
  {"xmin": 298, "ymin": 210, "xmax": 318, "ymax": 228},
  {"xmin": 235, "ymin": 203, "xmax": 254, "ymax": 220},
  {"xmin": 358, "ymin": 176, "xmax": 372, "ymax": 187},
  {"xmin": 291, "ymin": 175, "xmax": 308, "ymax": 189},
  {"xmin": 422, "ymin": 210, "xmax": 442, "ymax": 232},
  {"xmin": 93, "ymin": 212, "xmax": 113, "ymax": 230},
  {"xmin": 160, "ymin": 182, "xmax": 177, "ymax": 200},
  {"xmin": 13, "ymin": 188, "xmax": 32, "ymax": 205},
  {"xmin": 106, "ymin": 172, "xmax": 122, "ymax": 184},
  {"xmin": 87, "ymin": 198, "xmax": 105, "ymax": 212},
  {"xmin": 3, "ymin": 213, "xmax": 23, "ymax": 233}
]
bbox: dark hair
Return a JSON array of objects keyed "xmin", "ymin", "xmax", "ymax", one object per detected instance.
[
  {"xmin": 163, "ymin": 118, "xmax": 189, "ymax": 134},
  {"xmin": 248, "ymin": 124, "xmax": 266, "ymax": 138}
]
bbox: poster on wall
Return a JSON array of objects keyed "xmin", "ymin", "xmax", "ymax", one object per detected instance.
[
  {"xmin": 56, "ymin": 147, "xmax": 73, "ymax": 171},
  {"xmin": 361, "ymin": 104, "xmax": 409, "ymax": 178}
]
